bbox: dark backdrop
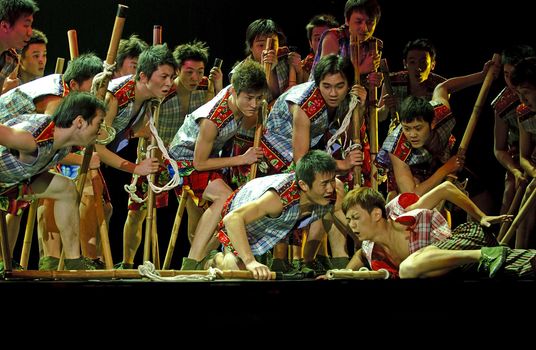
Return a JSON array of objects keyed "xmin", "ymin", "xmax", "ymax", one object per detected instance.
[{"xmin": 20, "ymin": 0, "xmax": 533, "ymax": 267}]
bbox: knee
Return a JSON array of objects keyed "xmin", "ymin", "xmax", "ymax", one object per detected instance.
[
  {"xmin": 58, "ymin": 178, "xmax": 78, "ymax": 202},
  {"xmin": 399, "ymin": 259, "xmax": 419, "ymax": 279}
]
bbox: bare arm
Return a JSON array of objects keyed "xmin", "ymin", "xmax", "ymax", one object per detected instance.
[
  {"xmin": 193, "ymin": 119, "xmax": 261, "ymax": 171},
  {"xmin": 0, "ymin": 125, "xmax": 36, "ymax": 153},
  {"xmin": 390, "ymin": 153, "xmax": 461, "ymax": 196},
  {"xmin": 432, "ymin": 60, "xmax": 498, "ymax": 109},
  {"xmin": 222, "ymin": 190, "xmax": 284, "ymax": 279},
  {"xmin": 408, "ymin": 181, "xmax": 485, "ymax": 220},
  {"xmin": 320, "ymin": 32, "xmax": 339, "ymax": 58},
  {"xmin": 494, "ymin": 113, "xmax": 526, "ymax": 182},
  {"xmin": 347, "ymin": 248, "xmax": 366, "ymax": 270},
  {"xmin": 519, "ymin": 121, "xmax": 536, "ymax": 178},
  {"xmin": 291, "ymin": 103, "xmax": 311, "ymax": 163}
]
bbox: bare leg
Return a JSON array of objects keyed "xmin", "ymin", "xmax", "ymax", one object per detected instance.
[
  {"xmin": 515, "ymin": 178, "xmax": 536, "ymax": 249},
  {"xmin": 187, "ymin": 179, "xmax": 232, "ymax": 261},
  {"xmin": 122, "ymin": 209, "xmax": 147, "ymax": 265},
  {"xmin": 303, "ymin": 218, "xmax": 325, "ymax": 263},
  {"xmin": 399, "ymin": 246, "xmax": 480, "ymax": 278},
  {"xmin": 185, "ymin": 196, "xmax": 203, "ymax": 244},
  {"xmin": 4, "ymin": 214, "xmax": 22, "ymax": 256},
  {"xmin": 500, "ymin": 171, "xmax": 516, "ymax": 215},
  {"xmin": 29, "ymin": 173, "xmax": 81, "ymax": 259},
  {"xmin": 38, "ymin": 199, "xmax": 61, "ymax": 258}
]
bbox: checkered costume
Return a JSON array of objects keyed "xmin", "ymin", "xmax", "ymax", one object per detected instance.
[
  {"xmin": 0, "ymin": 74, "xmax": 69, "ymax": 123},
  {"xmin": 0, "ymin": 114, "xmax": 71, "ymax": 214},
  {"xmin": 375, "ymin": 101, "xmax": 455, "ymax": 192},
  {"xmin": 216, "ymin": 173, "xmax": 333, "ymax": 256}
]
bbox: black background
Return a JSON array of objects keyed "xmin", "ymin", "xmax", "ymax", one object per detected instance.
[{"xmin": 18, "ymin": 0, "xmax": 533, "ymax": 267}]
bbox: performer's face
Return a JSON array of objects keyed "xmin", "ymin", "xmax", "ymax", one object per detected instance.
[
  {"xmin": 250, "ymin": 35, "xmax": 278, "ymax": 63},
  {"xmin": 82, "ymin": 110, "xmax": 105, "ymax": 145},
  {"xmin": 144, "ymin": 64, "xmax": 175, "ymax": 99},
  {"xmin": 503, "ymin": 63, "xmax": 515, "ymax": 90},
  {"xmin": 401, "ymin": 119, "xmax": 431, "ymax": 148},
  {"xmin": 235, "ymin": 90, "xmax": 264, "ymax": 118},
  {"xmin": 0, "ymin": 14, "xmax": 33, "ymax": 50},
  {"xmin": 118, "ymin": 56, "xmax": 138, "ymax": 77},
  {"xmin": 303, "ymin": 172, "xmax": 336, "ymax": 206},
  {"xmin": 309, "ymin": 25, "xmax": 330, "ymax": 54},
  {"xmin": 345, "ymin": 205, "xmax": 379, "ymax": 239},
  {"xmin": 517, "ymin": 83, "xmax": 536, "ymax": 112},
  {"xmin": 21, "ymin": 43, "xmax": 46, "ymax": 79},
  {"xmin": 319, "ymin": 72, "xmax": 349, "ymax": 108},
  {"xmin": 346, "ymin": 10, "xmax": 376, "ymax": 43},
  {"xmin": 404, "ymin": 49, "xmax": 435, "ymax": 84},
  {"xmin": 177, "ymin": 60, "xmax": 205, "ymax": 91}
]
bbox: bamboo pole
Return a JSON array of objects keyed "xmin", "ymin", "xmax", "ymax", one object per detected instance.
[
  {"xmin": 67, "ymin": 30, "xmax": 79, "ymax": 60},
  {"xmin": 0, "ymin": 211, "xmax": 12, "ymax": 273},
  {"xmin": 497, "ymin": 181, "xmax": 527, "ymax": 241},
  {"xmin": 143, "ymin": 24, "xmax": 163, "ymax": 267},
  {"xmin": 457, "ymin": 53, "xmax": 501, "ymax": 158},
  {"xmin": 350, "ymin": 34, "xmax": 362, "ymax": 187},
  {"xmin": 263, "ymin": 37, "xmax": 273, "ymax": 86},
  {"xmin": 500, "ymin": 182, "xmax": 536, "ymax": 246},
  {"xmin": 206, "ymin": 57, "xmax": 223, "ymax": 101},
  {"xmin": 368, "ymin": 40, "xmax": 379, "ymax": 190},
  {"xmin": 326, "ymin": 269, "xmax": 389, "ymax": 280},
  {"xmin": 249, "ymin": 100, "xmax": 267, "ymax": 180},
  {"xmin": 5, "ymin": 269, "xmax": 277, "ymax": 280},
  {"xmin": 163, "ymin": 188, "xmax": 188, "ymax": 269}
]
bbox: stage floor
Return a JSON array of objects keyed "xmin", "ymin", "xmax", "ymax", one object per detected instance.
[{"xmin": 2, "ymin": 277, "xmax": 535, "ymax": 328}]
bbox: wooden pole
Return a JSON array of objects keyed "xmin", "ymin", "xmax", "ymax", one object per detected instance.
[
  {"xmin": 163, "ymin": 188, "xmax": 188, "ymax": 269},
  {"xmin": 368, "ymin": 40, "xmax": 379, "ymax": 190},
  {"xmin": 263, "ymin": 37, "xmax": 273, "ymax": 86},
  {"xmin": 249, "ymin": 100, "xmax": 267, "ymax": 180},
  {"xmin": 67, "ymin": 30, "xmax": 79, "ymax": 60},
  {"xmin": 143, "ymin": 24, "xmax": 162, "ymax": 267},
  {"xmin": 206, "ymin": 57, "xmax": 223, "ymax": 101},
  {"xmin": 77, "ymin": 4, "xmax": 128, "ymax": 200},
  {"xmin": 350, "ymin": 34, "xmax": 362, "ymax": 187},
  {"xmin": 497, "ymin": 181, "xmax": 527, "ymax": 241},
  {"xmin": 54, "ymin": 58, "xmax": 65, "ymax": 74},
  {"xmin": 500, "ymin": 184, "xmax": 536, "ymax": 245},
  {"xmin": 457, "ymin": 53, "xmax": 501, "ymax": 158},
  {"xmin": 0, "ymin": 211, "xmax": 12, "ymax": 273},
  {"xmin": 326, "ymin": 269, "xmax": 389, "ymax": 280}
]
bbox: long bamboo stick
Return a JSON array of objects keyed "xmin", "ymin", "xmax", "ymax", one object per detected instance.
[{"xmin": 350, "ymin": 34, "xmax": 362, "ymax": 187}]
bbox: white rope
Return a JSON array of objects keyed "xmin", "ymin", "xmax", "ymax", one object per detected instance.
[
  {"xmin": 124, "ymin": 145, "xmax": 147, "ymax": 203},
  {"xmin": 137, "ymin": 261, "xmax": 221, "ymax": 281},
  {"xmin": 146, "ymin": 100, "xmax": 182, "ymax": 193},
  {"xmin": 325, "ymin": 94, "xmax": 360, "ymax": 155},
  {"xmin": 95, "ymin": 122, "xmax": 116, "ymax": 145},
  {"xmin": 90, "ymin": 61, "xmax": 116, "ymax": 96}
]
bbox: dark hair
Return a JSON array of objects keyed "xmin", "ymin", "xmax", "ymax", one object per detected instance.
[
  {"xmin": 313, "ymin": 54, "xmax": 354, "ymax": 87},
  {"xmin": 501, "ymin": 44, "xmax": 536, "ymax": 66},
  {"xmin": 21, "ymin": 28, "xmax": 47, "ymax": 57},
  {"xmin": 244, "ymin": 18, "xmax": 286, "ymax": 56},
  {"xmin": 305, "ymin": 14, "xmax": 339, "ymax": 41},
  {"xmin": 63, "ymin": 53, "xmax": 103, "ymax": 86},
  {"xmin": 344, "ymin": 0, "xmax": 381, "ymax": 22},
  {"xmin": 53, "ymin": 92, "xmax": 106, "ymax": 128},
  {"xmin": 511, "ymin": 57, "xmax": 536, "ymax": 88},
  {"xmin": 403, "ymin": 38, "xmax": 437, "ymax": 62},
  {"xmin": 0, "ymin": 0, "xmax": 38, "ymax": 25},
  {"xmin": 116, "ymin": 34, "xmax": 149, "ymax": 72},
  {"xmin": 136, "ymin": 44, "xmax": 178, "ymax": 81},
  {"xmin": 342, "ymin": 187, "xmax": 386, "ymax": 218},
  {"xmin": 295, "ymin": 150, "xmax": 336, "ymax": 187},
  {"xmin": 230, "ymin": 59, "xmax": 267, "ymax": 95},
  {"xmin": 400, "ymin": 95, "xmax": 435, "ymax": 125},
  {"xmin": 173, "ymin": 40, "xmax": 209, "ymax": 68}
]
